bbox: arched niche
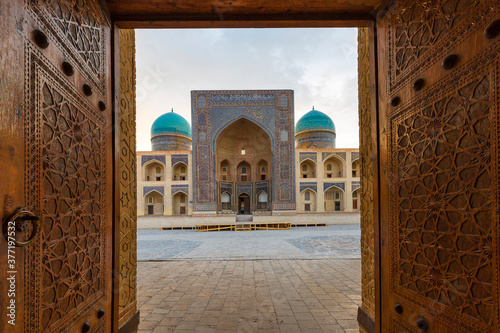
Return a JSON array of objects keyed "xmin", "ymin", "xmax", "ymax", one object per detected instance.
[
  {"xmin": 220, "ymin": 159, "xmax": 231, "ymax": 181},
  {"xmin": 324, "ymin": 155, "xmax": 345, "ymax": 178},
  {"xmin": 300, "ymin": 189, "xmax": 316, "ymax": 212},
  {"xmin": 172, "ymin": 191, "xmax": 188, "ymax": 215},
  {"xmin": 221, "ymin": 191, "xmax": 232, "ymax": 211},
  {"xmin": 257, "ymin": 191, "xmax": 268, "ymax": 210},
  {"xmin": 352, "ymin": 188, "xmax": 361, "ymax": 211},
  {"xmin": 237, "ymin": 161, "xmax": 251, "ymax": 182},
  {"xmin": 324, "ymin": 186, "xmax": 344, "ymax": 211},
  {"xmin": 144, "ymin": 160, "xmax": 165, "ymax": 182},
  {"xmin": 215, "ymin": 118, "xmax": 272, "ymax": 183},
  {"xmin": 352, "ymin": 159, "xmax": 360, "ymax": 178},
  {"xmin": 300, "ymin": 159, "xmax": 316, "ymax": 179},
  {"xmin": 144, "ymin": 190, "xmax": 164, "ymax": 215},
  {"xmin": 172, "ymin": 162, "xmax": 188, "ymax": 181},
  {"xmin": 257, "ymin": 159, "xmax": 269, "ymax": 181}
]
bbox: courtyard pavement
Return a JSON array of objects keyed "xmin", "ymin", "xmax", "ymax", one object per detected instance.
[{"xmin": 137, "ymin": 224, "xmax": 362, "ymax": 332}]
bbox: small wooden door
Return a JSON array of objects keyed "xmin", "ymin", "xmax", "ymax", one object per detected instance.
[
  {"xmin": 148, "ymin": 205, "xmax": 154, "ymax": 215},
  {"xmin": 180, "ymin": 207, "xmax": 186, "ymax": 215},
  {"xmin": 378, "ymin": 1, "xmax": 500, "ymax": 332},
  {"xmin": 0, "ymin": 1, "xmax": 113, "ymax": 332},
  {"xmin": 352, "ymin": 199, "xmax": 357, "ymax": 210},
  {"xmin": 305, "ymin": 204, "xmax": 311, "ymax": 212},
  {"xmin": 335, "ymin": 202, "xmax": 340, "ymax": 211}
]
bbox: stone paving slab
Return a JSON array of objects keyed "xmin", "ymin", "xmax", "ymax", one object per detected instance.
[
  {"xmin": 138, "ymin": 259, "xmax": 361, "ymax": 332},
  {"xmin": 138, "ymin": 225, "xmax": 361, "ymax": 260}
]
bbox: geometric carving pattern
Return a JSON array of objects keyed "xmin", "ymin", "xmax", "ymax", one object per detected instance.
[
  {"xmin": 28, "ymin": 0, "xmax": 108, "ymax": 95},
  {"xmin": 40, "ymin": 81, "xmax": 106, "ymax": 330},
  {"xmin": 389, "ymin": 71, "xmax": 499, "ymax": 331},
  {"xmin": 358, "ymin": 27, "xmax": 376, "ymax": 319},
  {"xmin": 24, "ymin": 45, "xmax": 108, "ymax": 332},
  {"xmin": 31, "ymin": 0, "xmax": 108, "ymax": 93},
  {"xmin": 386, "ymin": 0, "xmax": 494, "ymax": 94},
  {"xmin": 118, "ymin": 29, "xmax": 137, "ymax": 326}
]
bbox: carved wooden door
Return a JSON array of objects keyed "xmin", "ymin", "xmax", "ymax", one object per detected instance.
[
  {"xmin": 378, "ymin": 1, "xmax": 500, "ymax": 332},
  {"xmin": 0, "ymin": 0, "xmax": 113, "ymax": 332}
]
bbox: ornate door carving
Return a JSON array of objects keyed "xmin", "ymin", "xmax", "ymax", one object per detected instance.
[
  {"xmin": 0, "ymin": 0, "xmax": 112, "ymax": 332},
  {"xmin": 378, "ymin": 1, "xmax": 500, "ymax": 332}
]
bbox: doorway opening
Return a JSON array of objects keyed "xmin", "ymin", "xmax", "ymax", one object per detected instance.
[
  {"xmin": 238, "ymin": 194, "xmax": 251, "ymax": 215},
  {"xmin": 132, "ymin": 26, "xmax": 365, "ymax": 333}
]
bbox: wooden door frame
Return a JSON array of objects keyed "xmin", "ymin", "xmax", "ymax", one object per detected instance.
[{"xmin": 108, "ymin": 8, "xmax": 385, "ymax": 333}]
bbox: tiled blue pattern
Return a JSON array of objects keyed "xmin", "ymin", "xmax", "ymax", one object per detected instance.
[
  {"xmin": 324, "ymin": 182, "xmax": 345, "ymax": 192},
  {"xmin": 143, "ymin": 186, "xmax": 164, "ymax": 196},
  {"xmin": 142, "ymin": 155, "xmax": 166, "ymax": 166}
]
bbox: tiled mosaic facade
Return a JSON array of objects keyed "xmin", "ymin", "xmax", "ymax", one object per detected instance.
[
  {"xmin": 299, "ymin": 182, "xmax": 317, "ymax": 193},
  {"xmin": 171, "ymin": 185, "xmax": 189, "ymax": 196},
  {"xmin": 171, "ymin": 154, "xmax": 189, "ymax": 166},
  {"xmin": 142, "ymin": 154, "xmax": 166, "ymax": 166},
  {"xmin": 352, "ymin": 181, "xmax": 360, "ymax": 192},
  {"xmin": 144, "ymin": 186, "xmax": 165, "ymax": 196},
  {"xmin": 299, "ymin": 152, "xmax": 317, "ymax": 163},
  {"xmin": 324, "ymin": 182, "xmax": 346, "ymax": 192},
  {"xmin": 322, "ymin": 151, "xmax": 347, "ymax": 161},
  {"xmin": 152, "ymin": 135, "xmax": 191, "ymax": 151},
  {"xmin": 191, "ymin": 90, "xmax": 296, "ymax": 213},
  {"xmin": 296, "ymin": 131, "xmax": 336, "ymax": 148}
]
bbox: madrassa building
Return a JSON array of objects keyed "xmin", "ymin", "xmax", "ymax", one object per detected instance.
[{"xmin": 137, "ymin": 90, "xmax": 360, "ymax": 217}]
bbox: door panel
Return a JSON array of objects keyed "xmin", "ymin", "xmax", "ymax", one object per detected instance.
[
  {"xmin": 378, "ymin": 1, "xmax": 500, "ymax": 332},
  {"xmin": 1, "ymin": 0, "xmax": 112, "ymax": 332}
]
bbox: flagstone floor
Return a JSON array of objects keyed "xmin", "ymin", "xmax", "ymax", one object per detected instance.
[{"xmin": 137, "ymin": 225, "xmax": 362, "ymax": 332}]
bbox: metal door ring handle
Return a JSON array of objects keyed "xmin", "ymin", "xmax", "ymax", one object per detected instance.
[{"xmin": 3, "ymin": 208, "xmax": 40, "ymax": 247}]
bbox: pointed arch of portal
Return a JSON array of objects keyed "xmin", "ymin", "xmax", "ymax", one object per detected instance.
[{"xmin": 213, "ymin": 116, "xmax": 274, "ymax": 150}]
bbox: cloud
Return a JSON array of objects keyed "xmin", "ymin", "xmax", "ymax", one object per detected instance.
[{"xmin": 136, "ymin": 28, "xmax": 359, "ymax": 151}]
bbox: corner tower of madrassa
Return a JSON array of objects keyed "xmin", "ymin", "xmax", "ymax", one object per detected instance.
[{"xmin": 137, "ymin": 90, "xmax": 360, "ymax": 219}]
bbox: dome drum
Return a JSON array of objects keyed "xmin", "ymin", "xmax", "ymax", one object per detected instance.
[{"xmin": 151, "ymin": 134, "xmax": 192, "ymax": 151}]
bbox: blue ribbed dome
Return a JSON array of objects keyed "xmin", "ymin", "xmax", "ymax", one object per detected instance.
[
  {"xmin": 295, "ymin": 110, "xmax": 335, "ymax": 134},
  {"xmin": 151, "ymin": 111, "xmax": 191, "ymax": 138}
]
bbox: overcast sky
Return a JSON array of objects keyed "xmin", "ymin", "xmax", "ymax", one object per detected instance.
[{"xmin": 135, "ymin": 28, "xmax": 359, "ymax": 151}]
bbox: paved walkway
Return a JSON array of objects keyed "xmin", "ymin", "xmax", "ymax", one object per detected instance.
[
  {"xmin": 138, "ymin": 259, "xmax": 361, "ymax": 332},
  {"xmin": 137, "ymin": 225, "xmax": 362, "ymax": 332},
  {"xmin": 137, "ymin": 225, "xmax": 361, "ymax": 260}
]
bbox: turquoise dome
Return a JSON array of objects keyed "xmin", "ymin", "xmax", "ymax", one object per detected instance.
[
  {"xmin": 151, "ymin": 111, "xmax": 191, "ymax": 138},
  {"xmin": 296, "ymin": 110, "xmax": 335, "ymax": 134}
]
